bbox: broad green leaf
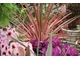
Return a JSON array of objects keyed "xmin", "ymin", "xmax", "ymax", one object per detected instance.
[{"xmin": 46, "ymin": 31, "xmax": 52, "ymax": 56}]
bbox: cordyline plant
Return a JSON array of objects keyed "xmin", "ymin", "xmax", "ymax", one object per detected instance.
[{"xmin": 10, "ymin": 3, "xmax": 80, "ymax": 55}]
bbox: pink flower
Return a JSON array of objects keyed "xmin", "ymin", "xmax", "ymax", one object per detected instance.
[
  {"xmin": 6, "ymin": 27, "xmax": 19, "ymax": 40},
  {"xmin": 0, "ymin": 27, "xmax": 35, "ymax": 56}
]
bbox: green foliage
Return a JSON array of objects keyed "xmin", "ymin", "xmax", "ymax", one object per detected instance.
[
  {"xmin": 20, "ymin": 8, "xmax": 26, "ymax": 14},
  {"xmin": 0, "ymin": 3, "xmax": 18, "ymax": 27}
]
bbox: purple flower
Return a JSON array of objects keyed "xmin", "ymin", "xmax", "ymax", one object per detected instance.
[
  {"xmin": 52, "ymin": 46, "xmax": 61, "ymax": 56},
  {"xmin": 30, "ymin": 39, "xmax": 79, "ymax": 56},
  {"xmin": 30, "ymin": 39, "xmax": 38, "ymax": 44},
  {"xmin": 30, "ymin": 39, "xmax": 48, "ymax": 52},
  {"xmin": 30, "ymin": 39, "xmax": 38, "ymax": 50},
  {"xmin": 62, "ymin": 43, "xmax": 70, "ymax": 56},
  {"xmin": 40, "ymin": 40, "xmax": 49, "ymax": 49},
  {"xmin": 52, "ymin": 38, "xmax": 62, "ymax": 48},
  {"xmin": 66, "ymin": 47, "xmax": 78, "ymax": 56},
  {"xmin": 42, "ymin": 48, "xmax": 47, "ymax": 55},
  {"xmin": 62, "ymin": 43, "xmax": 78, "ymax": 56}
]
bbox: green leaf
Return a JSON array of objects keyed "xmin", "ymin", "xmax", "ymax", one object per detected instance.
[
  {"xmin": 0, "ymin": 3, "xmax": 18, "ymax": 27},
  {"xmin": 21, "ymin": 8, "xmax": 25, "ymax": 14},
  {"xmin": 0, "ymin": 18, "xmax": 9, "ymax": 27},
  {"xmin": 46, "ymin": 31, "xmax": 52, "ymax": 56}
]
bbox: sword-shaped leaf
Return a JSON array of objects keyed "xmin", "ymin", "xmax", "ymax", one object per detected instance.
[{"xmin": 46, "ymin": 31, "xmax": 52, "ymax": 56}]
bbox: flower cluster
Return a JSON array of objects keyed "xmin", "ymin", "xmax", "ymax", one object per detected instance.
[
  {"xmin": 0, "ymin": 27, "xmax": 78, "ymax": 56},
  {"xmin": 30, "ymin": 38, "xmax": 78, "ymax": 56},
  {"xmin": 0, "ymin": 27, "xmax": 34, "ymax": 56}
]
